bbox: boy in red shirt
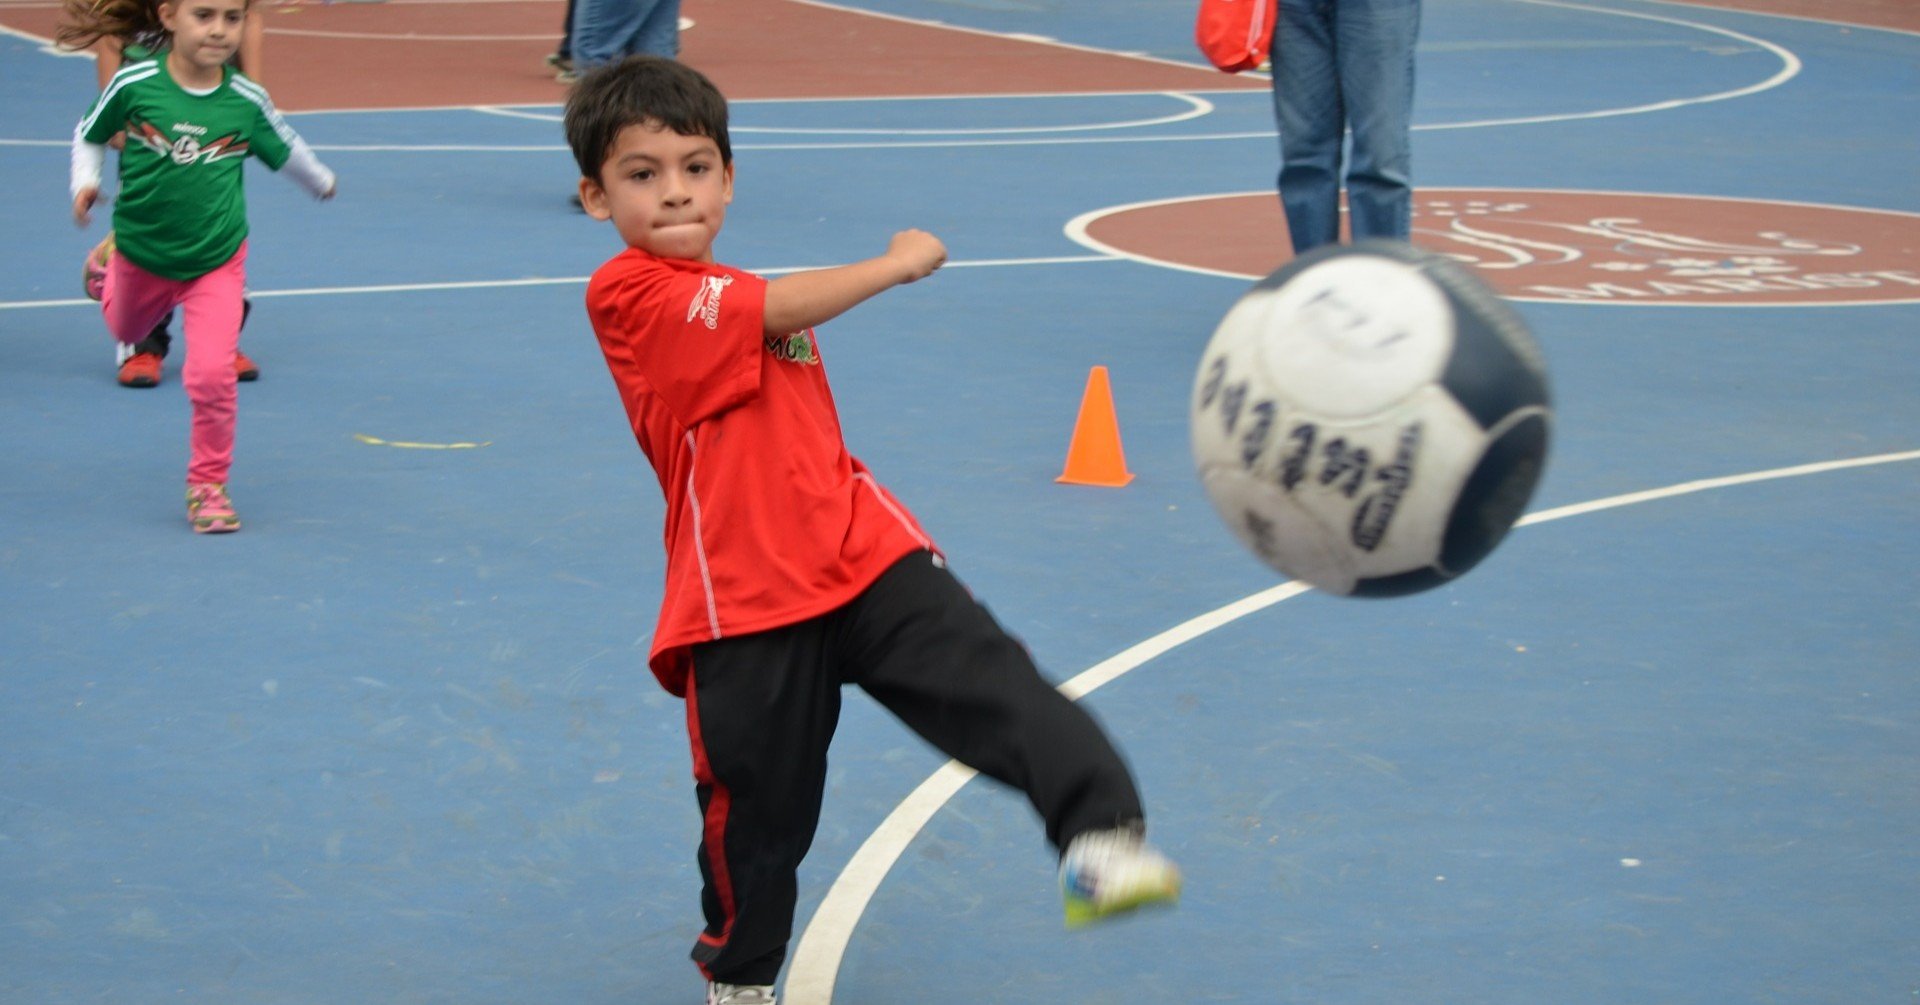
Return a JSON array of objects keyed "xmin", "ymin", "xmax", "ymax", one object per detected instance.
[{"xmin": 566, "ymin": 58, "xmax": 1180, "ymax": 1005}]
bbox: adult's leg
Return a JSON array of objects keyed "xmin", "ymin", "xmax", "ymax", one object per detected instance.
[
  {"xmin": 1271, "ymin": 0, "xmax": 1346, "ymax": 253},
  {"xmin": 558, "ymin": 0, "xmax": 577, "ymax": 59},
  {"xmin": 570, "ymin": 0, "xmax": 649, "ymax": 70},
  {"xmin": 685, "ymin": 622, "xmax": 841, "ymax": 987},
  {"xmin": 628, "ymin": 0, "xmax": 681, "ymax": 57},
  {"xmin": 175, "ymin": 244, "xmax": 248, "ymax": 486},
  {"xmin": 1336, "ymin": 0, "xmax": 1421, "ymax": 242},
  {"xmin": 842, "ymin": 552, "xmax": 1145, "ymax": 851}
]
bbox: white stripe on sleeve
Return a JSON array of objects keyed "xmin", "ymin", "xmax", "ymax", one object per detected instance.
[
  {"xmin": 78, "ymin": 62, "xmax": 159, "ymax": 139},
  {"xmin": 228, "ymin": 73, "xmax": 299, "ymax": 146}
]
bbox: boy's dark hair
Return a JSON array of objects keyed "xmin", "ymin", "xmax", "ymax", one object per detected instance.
[{"xmin": 564, "ymin": 57, "xmax": 732, "ymax": 181}]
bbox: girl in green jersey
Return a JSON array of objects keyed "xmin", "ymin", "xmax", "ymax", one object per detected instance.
[
  {"xmin": 69, "ymin": 0, "xmax": 336, "ymax": 533},
  {"xmin": 63, "ymin": 0, "xmax": 266, "ymax": 388}
]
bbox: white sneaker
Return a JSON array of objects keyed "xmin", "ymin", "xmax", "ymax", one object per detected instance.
[
  {"xmin": 707, "ymin": 982, "xmax": 776, "ymax": 1005},
  {"xmin": 1059, "ymin": 824, "xmax": 1182, "ymax": 928}
]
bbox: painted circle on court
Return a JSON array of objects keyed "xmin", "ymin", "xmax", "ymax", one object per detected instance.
[{"xmin": 1073, "ymin": 189, "xmax": 1920, "ymax": 306}]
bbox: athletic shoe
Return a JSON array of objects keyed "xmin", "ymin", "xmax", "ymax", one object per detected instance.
[
  {"xmin": 235, "ymin": 349, "xmax": 260, "ymax": 382},
  {"xmin": 544, "ymin": 52, "xmax": 572, "ymax": 72},
  {"xmin": 555, "ymin": 68, "xmax": 579, "ymax": 84},
  {"xmin": 117, "ymin": 351, "xmax": 164, "ymax": 388},
  {"xmin": 83, "ymin": 233, "xmax": 115, "ymax": 301},
  {"xmin": 1058, "ymin": 824, "xmax": 1182, "ymax": 928},
  {"xmin": 706, "ymin": 982, "xmax": 775, "ymax": 1005},
  {"xmin": 186, "ymin": 482, "xmax": 241, "ymax": 534}
]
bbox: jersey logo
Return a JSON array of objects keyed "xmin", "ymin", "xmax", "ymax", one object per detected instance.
[
  {"xmin": 687, "ymin": 274, "xmax": 734, "ymax": 330},
  {"xmin": 765, "ymin": 330, "xmax": 820, "ymax": 366},
  {"xmin": 129, "ymin": 119, "xmax": 250, "ymax": 166}
]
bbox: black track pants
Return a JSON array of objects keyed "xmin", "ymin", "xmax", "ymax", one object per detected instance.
[{"xmin": 684, "ymin": 550, "xmax": 1145, "ymax": 985}]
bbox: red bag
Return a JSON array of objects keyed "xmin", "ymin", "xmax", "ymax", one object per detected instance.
[{"xmin": 1194, "ymin": 0, "xmax": 1275, "ymax": 74}]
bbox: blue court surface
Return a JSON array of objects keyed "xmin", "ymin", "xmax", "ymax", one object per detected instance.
[{"xmin": 2, "ymin": 1, "xmax": 1917, "ymax": 1002}]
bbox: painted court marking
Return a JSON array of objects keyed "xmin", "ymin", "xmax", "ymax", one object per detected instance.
[
  {"xmin": 781, "ymin": 447, "xmax": 1920, "ymax": 1004},
  {"xmin": 1064, "ymin": 188, "xmax": 1920, "ymax": 307},
  {"xmin": 266, "ymin": 27, "xmax": 555, "ymax": 41},
  {"xmin": 477, "ymin": 92, "xmax": 1219, "ymax": 135},
  {"xmin": 352, "ymin": 433, "xmax": 492, "ymax": 449},
  {"xmin": 1467, "ymin": 0, "xmax": 1801, "ymax": 130},
  {"xmin": 2, "ymin": 1, "xmax": 1795, "ymax": 148},
  {"xmin": 391, "ymin": 0, "xmax": 1802, "ymax": 159},
  {"xmin": 733, "ymin": 93, "xmax": 1214, "ymax": 136},
  {"xmin": 0, "ymin": 255, "xmax": 1117, "ymax": 312}
]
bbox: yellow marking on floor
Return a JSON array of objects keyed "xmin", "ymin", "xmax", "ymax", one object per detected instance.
[{"xmin": 352, "ymin": 433, "xmax": 491, "ymax": 450}]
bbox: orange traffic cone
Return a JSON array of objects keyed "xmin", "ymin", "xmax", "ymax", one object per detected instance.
[{"xmin": 1057, "ymin": 365, "xmax": 1134, "ymax": 487}]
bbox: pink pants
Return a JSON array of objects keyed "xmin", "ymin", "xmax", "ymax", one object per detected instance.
[{"xmin": 101, "ymin": 243, "xmax": 247, "ymax": 486}]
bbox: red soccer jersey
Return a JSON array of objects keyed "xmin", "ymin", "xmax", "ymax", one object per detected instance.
[{"xmin": 586, "ymin": 248, "xmax": 937, "ymax": 696}]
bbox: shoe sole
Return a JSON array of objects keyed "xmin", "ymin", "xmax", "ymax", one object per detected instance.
[
  {"xmin": 122, "ymin": 372, "xmax": 251, "ymax": 385},
  {"xmin": 1063, "ymin": 881, "xmax": 1181, "ymax": 929},
  {"xmin": 192, "ymin": 516, "xmax": 241, "ymax": 534}
]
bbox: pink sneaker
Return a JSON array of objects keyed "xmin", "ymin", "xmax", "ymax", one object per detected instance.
[
  {"xmin": 186, "ymin": 482, "xmax": 241, "ymax": 534},
  {"xmin": 83, "ymin": 234, "xmax": 115, "ymax": 302}
]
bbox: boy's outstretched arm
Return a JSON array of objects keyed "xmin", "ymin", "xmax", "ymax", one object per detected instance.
[{"xmin": 763, "ymin": 229, "xmax": 946, "ymax": 335}]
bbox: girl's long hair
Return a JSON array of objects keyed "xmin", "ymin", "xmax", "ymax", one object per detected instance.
[{"xmin": 55, "ymin": 0, "xmax": 162, "ymax": 52}]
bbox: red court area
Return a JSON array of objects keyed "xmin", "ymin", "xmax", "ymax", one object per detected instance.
[
  {"xmin": 1, "ymin": 0, "xmax": 1908, "ymax": 113},
  {"xmin": 1671, "ymin": 0, "xmax": 1920, "ymax": 32},
  {"xmin": 0, "ymin": 0, "xmax": 1265, "ymax": 111}
]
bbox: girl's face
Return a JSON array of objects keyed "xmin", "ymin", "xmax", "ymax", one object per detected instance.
[{"xmin": 159, "ymin": 0, "xmax": 247, "ymax": 79}]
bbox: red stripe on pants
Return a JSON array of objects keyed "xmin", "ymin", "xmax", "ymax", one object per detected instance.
[{"xmin": 684, "ymin": 669, "xmax": 736, "ymax": 977}]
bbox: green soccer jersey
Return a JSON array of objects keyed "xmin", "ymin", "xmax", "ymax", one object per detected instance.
[{"xmin": 79, "ymin": 58, "xmax": 301, "ymax": 280}]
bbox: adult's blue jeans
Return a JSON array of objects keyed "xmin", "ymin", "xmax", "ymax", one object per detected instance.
[
  {"xmin": 1269, "ymin": 0, "xmax": 1421, "ymax": 253},
  {"xmin": 570, "ymin": 0, "xmax": 680, "ymax": 70}
]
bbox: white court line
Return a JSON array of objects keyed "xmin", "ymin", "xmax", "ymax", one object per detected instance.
[
  {"xmin": 784, "ymin": 0, "xmax": 1227, "ymax": 78},
  {"xmin": 781, "ymin": 446, "xmax": 1920, "ymax": 1005},
  {"xmin": 1474, "ymin": 0, "xmax": 1801, "ymax": 131},
  {"xmin": 0, "ymin": 0, "xmax": 1797, "ymax": 132},
  {"xmin": 476, "ymin": 93, "xmax": 1218, "ymax": 135},
  {"xmin": 424, "ymin": 0, "xmax": 1803, "ymax": 148},
  {"xmin": 746, "ymin": 93, "xmax": 1214, "ymax": 135},
  {"xmin": 0, "ymin": 254, "xmax": 1117, "ymax": 311},
  {"xmin": 472, "ymin": 106, "xmax": 563, "ymax": 123},
  {"xmin": 266, "ymin": 27, "xmax": 555, "ymax": 40},
  {"xmin": 0, "ymin": 20, "xmax": 86, "ymax": 54},
  {"xmin": 2, "ymin": 1, "xmax": 1795, "ymax": 144}
]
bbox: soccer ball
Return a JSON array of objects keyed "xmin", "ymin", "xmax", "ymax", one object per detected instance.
[{"xmin": 1191, "ymin": 240, "xmax": 1551, "ymax": 597}]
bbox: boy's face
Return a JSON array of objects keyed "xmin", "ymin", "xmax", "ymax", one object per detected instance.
[
  {"xmin": 579, "ymin": 122, "xmax": 734, "ymax": 263},
  {"xmin": 159, "ymin": 0, "xmax": 247, "ymax": 75}
]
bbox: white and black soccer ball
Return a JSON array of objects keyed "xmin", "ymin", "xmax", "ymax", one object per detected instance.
[{"xmin": 1191, "ymin": 240, "xmax": 1551, "ymax": 597}]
